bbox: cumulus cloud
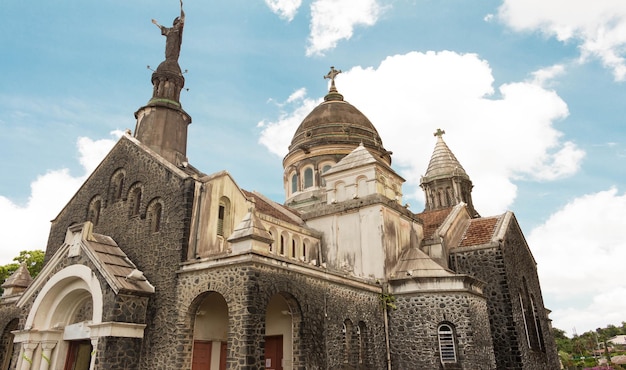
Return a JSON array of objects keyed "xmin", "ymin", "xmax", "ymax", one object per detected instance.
[
  {"xmin": 498, "ymin": 0, "xmax": 626, "ymax": 81},
  {"xmin": 265, "ymin": 0, "xmax": 302, "ymax": 22},
  {"xmin": 307, "ymin": 0, "xmax": 383, "ymax": 56},
  {"xmin": 529, "ymin": 188, "xmax": 626, "ymax": 334},
  {"xmin": 258, "ymin": 51, "xmax": 581, "ymax": 215},
  {"xmin": 0, "ymin": 132, "xmax": 120, "ymax": 265}
]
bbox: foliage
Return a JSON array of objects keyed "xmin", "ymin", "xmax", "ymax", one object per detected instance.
[
  {"xmin": 0, "ymin": 250, "xmax": 45, "ymax": 295},
  {"xmin": 554, "ymin": 322, "xmax": 626, "ymax": 370},
  {"xmin": 379, "ymin": 292, "xmax": 397, "ymax": 310}
]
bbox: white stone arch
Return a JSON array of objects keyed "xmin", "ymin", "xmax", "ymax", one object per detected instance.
[
  {"xmin": 26, "ymin": 265, "xmax": 103, "ymax": 330},
  {"xmin": 17, "ymin": 265, "xmax": 103, "ymax": 370}
]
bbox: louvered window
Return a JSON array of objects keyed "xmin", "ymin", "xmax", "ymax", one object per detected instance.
[{"xmin": 438, "ymin": 324, "xmax": 457, "ymax": 363}]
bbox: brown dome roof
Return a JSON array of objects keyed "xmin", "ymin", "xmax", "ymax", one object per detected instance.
[{"xmin": 286, "ymin": 92, "xmax": 390, "ymax": 164}]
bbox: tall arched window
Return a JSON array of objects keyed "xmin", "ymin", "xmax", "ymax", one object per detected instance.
[
  {"xmin": 109, "ymin": 169, "xmax": 125, "ymax": 202},
  {"xmin": 320, "ymin": 163, "xmax": 332, "ymax": 186},
  {"xmin": 87, "ymin": 196, "xmax": 102, "ymax": 226},
  {"xmin": 147, "ymin": 199, "xmax": 163, "ymax": 233},
  {"xmin": 291, "ymin": 173, "xmax": 298, "ymax": 194},
  {"xmin": 217, "ymin": 197, "xmax": 231, "ymax": 237},
  {"xmin": 438, "ymin": 323, "xmax": 457, "ymax": 363},
  {"xmin": 303, "ymin": 167, "xmax": 313, "ymax": 189},
  {"xmin": 291, "ymin": 239, "xmax": 297, "ymax": 259},
  {"xmin": 280, "ymin": 234, "xmax": 286, "ymax": 255},
  {"xmin": 302, "ymin": 239, "xmax": 308, "ymax": 261},
  {"xmin": 343, "ymin": 319, "xmax": 353, "ymax": 365},
  {"xmin": 128, "ymin": 183, "xmax": 142, "ymax": 217}
]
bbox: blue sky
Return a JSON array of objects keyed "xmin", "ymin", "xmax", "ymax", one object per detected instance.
[{"xmin": 1, "ymin": 0, "xmax": 626, "ymax": 336}]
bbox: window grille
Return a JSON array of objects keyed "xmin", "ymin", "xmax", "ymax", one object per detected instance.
[{"xmin": 438, "ymin": 324, "xmax": 457, "ymax": 363}]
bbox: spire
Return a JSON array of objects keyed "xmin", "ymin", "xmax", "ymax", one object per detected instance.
[
  {"xmin": 1, "ymin": 263, "xmax": 33, "ymax": 299},
  {"xmin": 134, "ymin": 1, "xmax": 192, "ymax": 166},
  {"xmin": 324, "ymin": 66, "xmax": 344, "ymax": 102},
  {"xmin": 420, "ymin": 129, "xmax": 477, "ymax": 216}
]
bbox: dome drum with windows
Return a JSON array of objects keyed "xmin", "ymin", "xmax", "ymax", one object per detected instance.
[{"xmin": 283, "ymin": 67, "xmax": 391, "ymax": 205}]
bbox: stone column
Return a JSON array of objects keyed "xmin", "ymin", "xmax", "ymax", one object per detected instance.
[
  {"xmin": 90, "ymin": 338, "xmax": 99, "ymax": 370},
  {"xmin": 39, "ymin": 342, "xmax": 57, "ymax": 370},
  {"xmin": 19, "ymin": 342, "xmax": 38, "ymax": 370}
]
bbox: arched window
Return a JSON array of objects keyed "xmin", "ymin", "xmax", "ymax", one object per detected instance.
[
  {"xmin": 357, "ymin": 321, "xmax": 367, "ymax": 365},
  {"xmin": 87, "ymin": 196, "xmax": 102, "ymax": 226},
  {"xmin": 128, "ymin": 183, "xmax": 142, "ymax": 217},
  {"xmin": 303, "ymin": 167, "xmax": 314, "ymax": 189},
  {"xmin": 147, "ymin": 200, "xmax": 163, "ymax": 233},
  {"xmin": 280, "ymin": 234, "xmax": 286, "ymax": 255},
  {"xmin": 291, "ymin": 173, "xmax": 298, "ymax": 194},
  {"xmin": 217, "ymin": 197, "xmax": 231, "ymax": 237},
  {"xmin": 109, "ymin": 169, "xmax": 125, "ymax": 202},
  {"xmin": 320, "ymin": 163, "xmax": 333, "ymax": 186},
  {"xmin": 438, "ymin": 323, "xmax": 457, "ymax": 363},
  {"xmin": 357, "ymin": 176, "xmax": 368, "ymax": 198},
  {"xmin": 302, "ymin": 239, "xmax": 308, "ymax": 261},
  {"xmin": 531, "ymin": 295, "xmax": 545, "ymax": 351},
  {"xmin": 268, "ymin": 229, "xmax": 274, "ymax": 253},
  {"xmin": 291, "ymin": 239, "xmax": 297, "ymax": 259},
  {"xmin": 343, "ymin": 319, "xmax": 357, "ymax": 366}
]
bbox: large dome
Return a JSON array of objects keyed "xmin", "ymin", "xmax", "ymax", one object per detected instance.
[
  {"xmin": 281, "ymin": 69, "xmax": 392, "ymax": 208},
  {"xmin": 284, "ymin": 90, "xmax": 391, "ymax": 166}
]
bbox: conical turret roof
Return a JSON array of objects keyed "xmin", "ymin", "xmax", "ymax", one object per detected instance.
[{"xmin": 422, "ymin": 129, "xmax": 469, "ymax": 182}]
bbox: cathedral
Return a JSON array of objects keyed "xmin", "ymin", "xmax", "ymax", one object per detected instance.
[{"xmin": 0, "ymin": 7, "xmax": 559, "ymax": 370}]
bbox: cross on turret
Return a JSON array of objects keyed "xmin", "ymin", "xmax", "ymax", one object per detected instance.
[{"xmin": 434, "ymin": 128, "xmax": 446, "ymax": 137}]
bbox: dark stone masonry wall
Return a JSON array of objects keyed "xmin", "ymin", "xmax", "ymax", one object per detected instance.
[
  {"xmin": 450, "ymin": 219, "xmax": 559, "ymax": 370},
  {"xmin": 388, "ymin": 291, "xmax": 496, "ymax": 370},
  {"xmin": 0, "ymin": 307, "xmax": 20, "ymax": 368},
  {"xmin": 95, "ymin": 336, "xmax": 143, "ymax": 370},
  {"xmin": 175, "ymin": 261, "xmax": 389, "ymax": 370},
  {"xmin": 44, "ymin": 137, "xmax": 195, "ymax": 369}
]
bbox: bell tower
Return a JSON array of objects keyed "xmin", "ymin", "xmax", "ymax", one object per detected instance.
[
  {"xmin": 420, "ymin": 129, "xmax": 477, "ymax": 217},
  {"xmin": 134, "ymin": 2, "xmax": 191, "ymax": 165}
]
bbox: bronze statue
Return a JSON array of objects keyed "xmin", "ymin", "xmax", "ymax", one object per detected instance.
[{"xmin": 152, "ymin": 0, "xmax": 185, "ymax": 62}]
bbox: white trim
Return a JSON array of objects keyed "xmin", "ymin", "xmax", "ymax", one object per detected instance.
[
  {"xmin": 25, "ymin": 265, "xmax": 103, "ymax": 330},
  {"xmin": 89, "ymin": 322, "xmax": 147, "ymax": 338}
]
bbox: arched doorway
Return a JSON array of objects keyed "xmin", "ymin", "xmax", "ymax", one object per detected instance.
[
  {"xmin": 1, "ymin": 318, "xmax": 18, "ymax": 370},
  {"xmin": 192, "ymin": 292, "xmax": 228, "ymax": 370},
  {"xmin": 265, "ymin": 294, "xmax": 297, "ymax": 370},
  {"xmin": 15, "ymin": 265, "xmax": 103, "ymax": 370}
]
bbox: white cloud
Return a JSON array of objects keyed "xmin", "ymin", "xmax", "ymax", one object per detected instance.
[
  {"xmin": 258, "ymin": 93, "xmax": 321, "ymax": 157},
  {"xmin": 307, "ymin": 0, "xmax": 383, "ymax": 56},
  {"xmin": 529, "ymin": 188, "xmax": 626, "ymax": 335},
  {"xmin": 259, "ymin": 51, "xmax": 580, "ymax": 215},
  {"xmin": 498, "ymin": 0, "xmax": 626, "ymax": 81},
  {"xmin": 0, "ymin": 132, "xmax": 119, "ymax": 265},
  {"xmin": 265, "ymin": 0, "xmax": 302, "ymax": 22},
  {"xmin": 529, "ymin": 64, "xmax": 565, "ymax": 87}
]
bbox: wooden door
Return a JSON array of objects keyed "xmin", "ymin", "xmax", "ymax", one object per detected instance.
[
  {"xmin": 264, "ymin": 335, "xmax": 283, "ymax": 370},
  {"xmin": 192, "ymin": 341, "xmax": 212, "ymax": 370},
  {"xmin": 219, "ymin": 342, "xmax": 227, "ymax": 370},
  {"xmin": 64, "ymin": 341, "xmax": 92, "ymax": 370}
]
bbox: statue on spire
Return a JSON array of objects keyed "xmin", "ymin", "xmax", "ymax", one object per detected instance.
[{"xmin": 152, "ymin": 0, "xmax": 185, "ymax": 63}]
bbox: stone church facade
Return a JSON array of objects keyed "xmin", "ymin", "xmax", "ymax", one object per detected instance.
[{"xmin": 0, "ymin": 10, "xmax": 559, "ymax": 370}]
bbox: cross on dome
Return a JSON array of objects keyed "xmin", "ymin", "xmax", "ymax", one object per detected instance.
[{"xmin": 324, "ymin": 66, "xmax": 342, "ymax": 92}]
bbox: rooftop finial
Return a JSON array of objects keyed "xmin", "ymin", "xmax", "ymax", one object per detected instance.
[
  {"xmin": 323, "ymin": 66, "xmax": 344, "ymax": 101},
  {"xmin": 152, "ymin": 0, "xmax": 185, "ymax": 63},
  {"xmin": 324, "ymin": 66, "xmax": 342, "ymax": 92},
  {"xmin": 434, "ymin": 128, "xmax": 446, "ymax": 138}
]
